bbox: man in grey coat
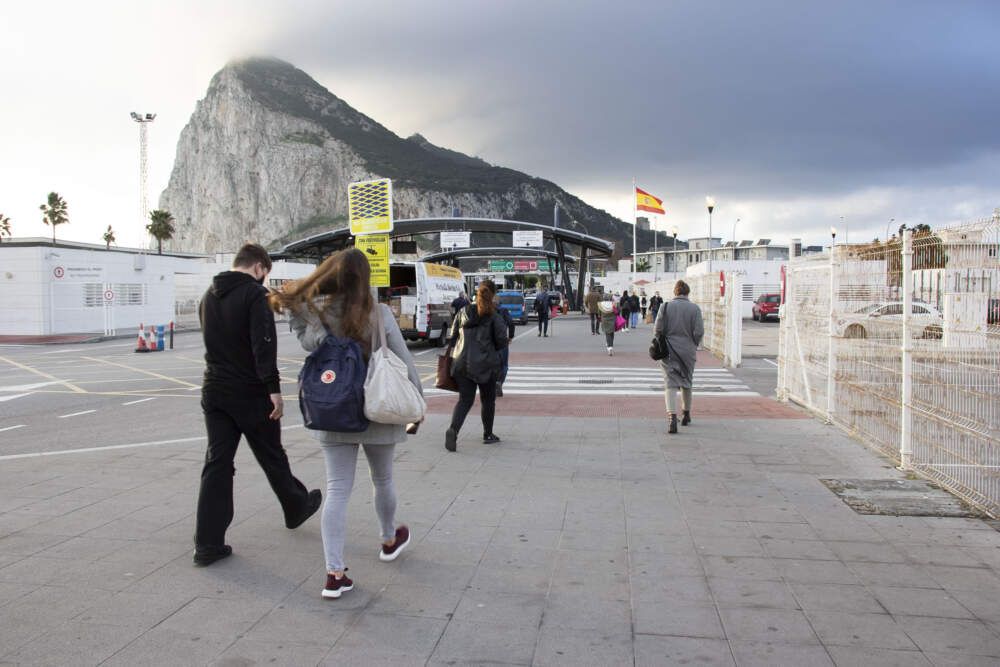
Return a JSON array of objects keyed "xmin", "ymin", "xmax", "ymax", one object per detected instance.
[{"xmin": 653, "ymin": 280, "xmax": 704, "ymax": 434}]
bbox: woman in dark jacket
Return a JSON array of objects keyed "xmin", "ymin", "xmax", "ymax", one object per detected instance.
[
  {"xmin": 446, "ymin": 281, "xmax": 509, "ymax": 451},
  {"xmin": 619, "ymin": 290, "xmax": 632, "ymax": 332}
]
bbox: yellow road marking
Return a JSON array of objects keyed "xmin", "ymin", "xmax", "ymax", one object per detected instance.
[
  {"xmin": 0, "ymin": 355, "xmax": 86, "ymax": 393},
  {"xmin": 29, "ymin": 389, "xmax": 197, "ymax": 398},
  {"xmin": 81, "ymin": 356, "xmax": 200, "ymax": 389}
]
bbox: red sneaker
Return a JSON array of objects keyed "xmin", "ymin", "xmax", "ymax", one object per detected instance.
[
  {"xmin": 379, "ymin": 525, "xmax": 410, "ymax": 562},
  {"xmin": 321, "ymin": 570, "xmax": 353, "ymax": 599}
]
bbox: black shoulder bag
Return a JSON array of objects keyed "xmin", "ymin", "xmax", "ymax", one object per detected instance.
[{"xmin": 649, "ymin": 303, "xmax": 670, "ymax": 361}]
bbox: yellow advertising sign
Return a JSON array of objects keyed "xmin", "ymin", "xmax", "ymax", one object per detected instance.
[
  {"xmin": 424, "ymin": 263, "xmax": 463, "ymax": 280},
  {"xmin": 348, "ymin": 178, "xmax": 393, "ymax": 235},
  {"xmin": 356, "ymin": 234, "xmax": 390, "ymax": 287}
]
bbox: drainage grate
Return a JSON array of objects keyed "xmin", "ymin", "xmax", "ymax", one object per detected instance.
[{"xmin": 821, "ymin": 478, "xmax": 987, "ymax": 518}]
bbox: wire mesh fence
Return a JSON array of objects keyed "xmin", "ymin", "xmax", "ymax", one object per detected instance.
[
  {"xmin": 779, "ymin": 215, "xmax": 1000, "ymax": 516},
  {"xmin": 688, "ymin": 271, "xmax": 742, "ymax": 367}
]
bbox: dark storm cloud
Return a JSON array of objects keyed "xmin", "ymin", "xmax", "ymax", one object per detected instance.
[{"xmin": 260, "ymin": 0, "xmax": 999, "ymax": 235}]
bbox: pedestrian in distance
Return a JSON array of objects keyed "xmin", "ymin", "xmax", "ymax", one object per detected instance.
[
  {"xmin": 619, "ymin": 290, "xmax": 632, "ymax": 332},
  {"xmin": 654, "ymin": 280, "xmax": 704, "ymax": 435},
  {"xmin": 271, "ymin": 248, "xmax": 421, "ymax": 599},
  {"xmin": 451, "ymin": 291, "xmax": 469, "ymax": 316},
  {"xmin": 445, "ymin": 280, "xmax": 509, "ymax": 451},
  {"xmin": 534, "ymin": 286, "xmax": 551, "ymax": 337},
  {"xmin": 650, "ymin": 292, "xmax": 663, "ymax": 322},
  {"xmin": 630, "ymin": 292, "xmax": 641, "ymax": 329},
  {"xmin": 193, "ymin": 243, "xmax": 322, "ymax": 567},
  {"xmin": 640, "ymin": 293, "xmax": 648, "ymax": 322},
  {"xmin": 585, "ymin": 288, "xmax": 601, "ymax": 335},
  {"xmin": 496, "ymin": 292, "xmax": 516, "ymax": 397},
  {"xmin": 599, "ymin": 293, "xmax": 618, "ymax": 356}
]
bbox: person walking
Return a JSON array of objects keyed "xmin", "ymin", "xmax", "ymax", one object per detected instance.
[
  {"xmin": 194, "ymin": 243, "xmax": 321, "ymax": 567},
  {"xmin": 496, "ymin": 294, "xmax": 516, "ymax": 397},
  {"xmin": 272, "ymin": 248, "xmax": 421, "ymax": 599},
  {"xmin": 585, "ymin": 288, "xmax": 601, "ymax": 335},
  {"xmin": 451, "ymin": 291, "xmax": 469, "ymax": 316},
  {"xmin": 446, "ymin": 280, "xmax": 509, "ymax": 450},
  {"xmin": 629, "ymin": 292, "xmax": 641, "ymax": 329},
  {"xmin": 598, "ymin": 294, "xmax": 618, "ymax": 356},
  {"xmin": 640, "ymin": 293, "xmax": 648, "ymax": 322},
  {"xmin": 654, "ymin": 280, "xmax": 704, "ymax": 435},
  {"xmin": 649, "ymin": 292, "xmax": 663, "ymax": 322},
  {"xmin": 619, "ymin": 290, "xmax": 632, "ymax": 332},
  {"xmin": 534, "ymin": 287, "xmax": 550, "ymax": 337}
]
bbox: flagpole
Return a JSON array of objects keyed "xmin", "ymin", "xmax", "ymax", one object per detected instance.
[{"xmin": 632, "ymin": 177, "xmax": 637, "ymax": 286}]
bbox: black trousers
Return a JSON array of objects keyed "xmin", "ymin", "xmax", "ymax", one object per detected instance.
[
  {"xmin": 195, "ymin": 390, "xmax": 310, "ymax": 547},
  {"xmin": 450, "ymin": 373, "xmax": 497, "ymax": 436},
  {"xmin": 589, "ymin": 312, "xmax": 599, "ymax": 333},
  {"xmin": 537, "ymin": 315, "xmax": 549, "ymax": 335}
]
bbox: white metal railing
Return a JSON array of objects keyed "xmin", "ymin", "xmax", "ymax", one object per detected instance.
[{"xmin": 778, "ymin": 218, "xmax": 1000, "ymax": 516}]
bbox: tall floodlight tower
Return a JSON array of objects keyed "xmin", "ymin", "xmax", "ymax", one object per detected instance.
[{"xmin": 130, "ymin": 112, "xmax": 156, "ymax": 248}]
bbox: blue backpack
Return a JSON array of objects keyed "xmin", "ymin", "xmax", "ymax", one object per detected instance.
[{"xmin": 298, "ymin": 330, "xmax": 369, "ymax": 432}]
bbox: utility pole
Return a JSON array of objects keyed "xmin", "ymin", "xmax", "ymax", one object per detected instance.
[{"xmin": 130, "ymin": 112, "xmax": 156, "ymax": 250}]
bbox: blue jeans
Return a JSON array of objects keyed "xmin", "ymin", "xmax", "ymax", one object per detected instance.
[{"xmin": 630, "ymin": 311, "xmax": 639, "ymax": 328}]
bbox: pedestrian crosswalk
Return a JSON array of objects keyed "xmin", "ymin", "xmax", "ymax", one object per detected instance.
[{"xmin": 425, "ymin": 366, "xmax": 758, "ymax": 397}]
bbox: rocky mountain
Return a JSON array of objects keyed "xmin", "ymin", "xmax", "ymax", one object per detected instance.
[{"xmin": 160, "ymin": 57, "xmax": 648, "ymax": 256}]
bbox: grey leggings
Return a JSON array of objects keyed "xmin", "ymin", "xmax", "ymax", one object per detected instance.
[
  {"xmin": 321, "ymin": 443, "xmax": 396, "ymax": 572},
  {"xmin": 665, "ymin": 386, "xmax": 692, "ymax": 414}
]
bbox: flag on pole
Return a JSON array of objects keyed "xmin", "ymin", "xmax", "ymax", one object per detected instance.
[{"xmin": 635, "ymin": 187, "xmax": 665, "ymax": 215}]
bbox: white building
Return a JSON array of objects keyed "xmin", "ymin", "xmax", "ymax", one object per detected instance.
[{"xmin": 0, "ymin": 239, "xmax": 314, "ymax": 337}]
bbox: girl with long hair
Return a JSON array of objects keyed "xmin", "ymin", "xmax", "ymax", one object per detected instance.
[
  {"xmin": 270, "ymin": 248, "xmax": 422, "ymax": 599},
  {"xmin": 445, "ymin": 280, "xmax": 509, "ymax": 451}
]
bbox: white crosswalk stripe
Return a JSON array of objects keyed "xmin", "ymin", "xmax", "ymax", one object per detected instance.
[{"xmin": 424, "ymin": 365, "xmax": 757, "ymax": 397}]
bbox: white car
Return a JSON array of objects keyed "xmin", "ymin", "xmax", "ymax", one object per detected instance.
[{"xmin": 835, "ymin": 301, "xmax": 943, "ymax": 340}]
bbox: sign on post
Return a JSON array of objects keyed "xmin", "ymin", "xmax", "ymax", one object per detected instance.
[
  {"xmin": 355, "ymin": 234, "xmax": 390, "ymax": 287},
  {"xmin": 348, "ymin": 178, "xmax": 393, "ymax": 235},
  {"xmin": 489, "ymin": 260, "xmax": 515, "ymax": 272},
  {"xmin": 512, "ymin": 230, "xmax": 544, "ymax": 248},
  {"xmin": 440, "ymin": 231, "xmax": 471, "ymax": 249}
]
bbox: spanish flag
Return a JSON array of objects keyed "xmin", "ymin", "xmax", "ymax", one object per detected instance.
[{"xmin": 636, "ymin": 187, "xmax": 665, "ymax": 215}]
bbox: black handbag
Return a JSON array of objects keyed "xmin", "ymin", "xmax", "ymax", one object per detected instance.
[{"xmin": 649, "ymin": 303, "xmax": 670, "ymax": 361}]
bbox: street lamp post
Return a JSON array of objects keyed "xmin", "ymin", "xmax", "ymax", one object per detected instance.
[
  {"xmin": 652, "ymin": 217, "xmax": 658, "ymax": 281},
  {"xmin": 706, "ymin": 196, "xmax": 715, "ymax": 271},
  {"xmin": 732, "ymin": 217, "xmax": 740, "ymax": 260},
  {"xmin": 130, "ymin": 112, "xmax": 156, "ymax": 250},
  {"xmin": 672, "ymin": 226, "xmax": 679, "ymax": 279},
  {"xmin": 885, "ymin": 217, "xmax": 895, "ymax": 243}
]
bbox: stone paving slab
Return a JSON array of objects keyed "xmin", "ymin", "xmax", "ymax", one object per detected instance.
[{"xmin": 2, "ymin": 409, "xmax": 1000, "ymax": 665}]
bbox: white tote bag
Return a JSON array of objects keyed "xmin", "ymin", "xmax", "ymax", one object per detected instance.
[{"xmin": 364, "ymin": 304, "xmax": 427, "ymax": 424}]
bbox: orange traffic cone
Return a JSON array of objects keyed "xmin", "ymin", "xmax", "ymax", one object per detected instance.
[{"xmin": 135, "ymin": 323, "xmax": 150, "ymax": 353}]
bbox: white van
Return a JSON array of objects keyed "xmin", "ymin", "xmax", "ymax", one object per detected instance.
[{"xmin": 380, "ymin": 262, "xmax": 464, "ymax": 346}]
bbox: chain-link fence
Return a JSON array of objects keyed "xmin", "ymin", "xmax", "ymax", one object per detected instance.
[
  {"xmin": 687, "ymin": 271, "xmax": 743, "ymax": 367},
  {"xmin": 779, "ymin": 217, "xmax": 1000, "ymax": 516}
]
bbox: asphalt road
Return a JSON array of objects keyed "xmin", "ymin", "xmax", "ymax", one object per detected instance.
[{"xmin": 0, "ymin": 316, "xmax": 777, "ymax": 458}]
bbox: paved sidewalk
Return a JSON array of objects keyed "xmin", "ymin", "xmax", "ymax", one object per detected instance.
[{"xmin": 2, "ymin": 402, "xmax": 1000, "ymax": 665}]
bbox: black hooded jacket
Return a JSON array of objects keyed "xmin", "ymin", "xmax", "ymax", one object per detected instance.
[
  {"xmin": 200, "ymin": 271, "xmax": 280, "ymax": 396},
  {"xmin": 448, "ymin": 304, "xmax": 508, "ymax": 384}
]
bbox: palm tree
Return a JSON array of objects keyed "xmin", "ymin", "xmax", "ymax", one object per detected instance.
[
  {"xmin": 0, "ymin": 214, "xmax": 11, "ymax": 243},
  {"xmin": 146, "ymin": 209, "xmax": 175, "ymax": 254},
  {"xmin": 102, "ymin": 225, "xmax": 116, "ymax": 250},
  {"xmin": 40, "ymin": 193, "xmax": 69, "ymax": 244},
  {"xmin": 635, "ymin": 258, "xmax": 651, "ymax": 272}
]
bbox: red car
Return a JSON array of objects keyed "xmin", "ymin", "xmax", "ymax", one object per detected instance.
[{"xmin": 752, "ymin": 293, "xmax": 781, "ymax": 321}]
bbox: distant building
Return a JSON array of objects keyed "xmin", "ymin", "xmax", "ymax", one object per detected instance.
[{"xmin": 633, "ymin": 237, "xmax": 789, "ymax": 277}]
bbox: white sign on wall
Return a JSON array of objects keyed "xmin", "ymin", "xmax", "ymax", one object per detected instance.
[
  {"xmin": 513, "ymin": 230, "xmax": 544, "ymax": 248},
  {"xmin": 440, "ymin": 231, "xmax": 471, "ymax": 249}
]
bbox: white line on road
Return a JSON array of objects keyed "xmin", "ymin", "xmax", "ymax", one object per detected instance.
[
  {"xmin": 121, "ymin": 397, "xmax": 157, "ymax": 406},
  {"xmin": 0, "ymin": 425, "xmax": 26, "ymax": 433},
  {"xmin": 763, "ymin": 358, "xmax": 779, "ymax": 367},
  {"xmin": 0, "ymin": 393, "xmax": 33, "ymax": 403},
  {"xmin": 0, "ymin": 423, "xmax": 306, "ymax": 461},
  {"xmin": 40, "ymin": 348, "xmax": 84, "ymax": 355},
  {"xmin": 58, "ymin": 410, "xmax": 97, "ymax": 419},
  {"xmin": 0, "ymin": 380, "xmax": 64, "ymax": 392}
]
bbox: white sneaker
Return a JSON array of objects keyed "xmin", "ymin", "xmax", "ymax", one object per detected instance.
[{"xmin": 607, "ymin": 347, "xmax": 613, "ymax": 356}]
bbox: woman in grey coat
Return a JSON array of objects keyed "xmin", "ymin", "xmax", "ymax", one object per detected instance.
[
  {"xmin": 653, "ymin": 280, "xmax": 704, "ymax": 434},
  {"xmin": 271, "ymin": 249, "xmax": 422, "ymax": 600}
]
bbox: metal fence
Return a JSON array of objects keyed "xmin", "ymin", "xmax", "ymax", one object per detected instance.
[
  {"xmin": 688, "ymin": 271, "xmax": 743, "ymax": 367},
  {"xmin": 779, "ymin": 217, "xmax": 1000, "ymax": 516}
]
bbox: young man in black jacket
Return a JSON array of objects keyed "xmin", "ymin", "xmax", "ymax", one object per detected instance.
[{"xmin": 193, "ymin": 243, "xmax": 321, "ymax": 566}]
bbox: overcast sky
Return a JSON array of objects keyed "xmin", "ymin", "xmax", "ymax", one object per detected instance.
[{"xmin": 2, "ymin": 0, "xmax": 998, "ymax": 250}]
